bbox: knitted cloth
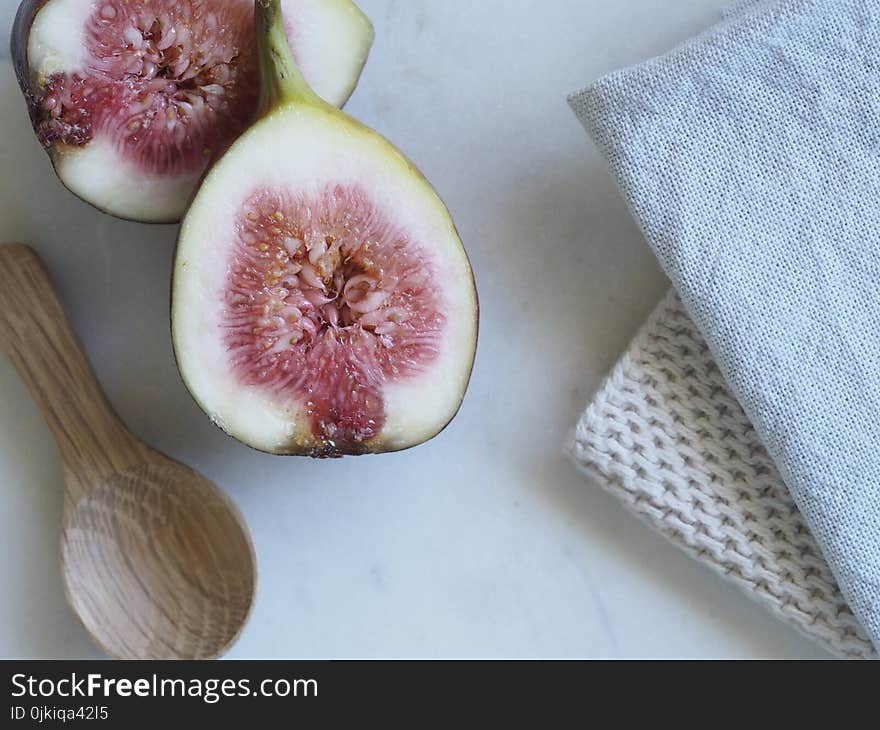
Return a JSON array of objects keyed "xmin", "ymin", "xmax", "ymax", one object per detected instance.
[
  {"xmin": 569, "ymin": 0, "xmax": 880, "ymax": 653},
  {"xmin": 568, "ymin": 290, "xmax": 875, "ymax": 659}
]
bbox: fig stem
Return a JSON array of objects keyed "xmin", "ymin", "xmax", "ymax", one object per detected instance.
[{"xmin": 256, "ymin": 0, "xmax": 325, "ymax": 114}]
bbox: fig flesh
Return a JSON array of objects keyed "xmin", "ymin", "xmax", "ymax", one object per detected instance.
[
  {"xmin": 172, "ymin": 0, "xmax": 478, "ymax": 456},
  {"xmin": 11, "ymin": 0, "xmax": 374, "ymax": 222}
]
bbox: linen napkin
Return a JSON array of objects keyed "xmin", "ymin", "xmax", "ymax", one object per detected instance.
[{"xmin": 569, "ymin": 0, "xmax": 880, "ymax": 650}]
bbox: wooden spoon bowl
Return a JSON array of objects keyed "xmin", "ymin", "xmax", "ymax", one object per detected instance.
[
  {"xmin": 62, "ymin": 460, "xmax": 256, "ymax": 659},
  {"xmin": 0, "ymin": 244, "xmax": 256, "ymax": 659}
]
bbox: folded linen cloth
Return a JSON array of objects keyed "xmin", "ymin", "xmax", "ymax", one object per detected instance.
[
  {"xmin": 569, "ymin": 0, "xmax": 880, "ymax": 650},
  {"xmin": 568, "ymin": 290, "xmax": 875, "ymax": 658}
]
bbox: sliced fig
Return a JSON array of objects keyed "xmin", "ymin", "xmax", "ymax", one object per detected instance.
[
  {"xmin": 11, "ymin": 0, "xmax": 374, "ymax": 223},
  {"xmin": 172, "ymin": 0, "xmax": 478, "ymax": 457}
]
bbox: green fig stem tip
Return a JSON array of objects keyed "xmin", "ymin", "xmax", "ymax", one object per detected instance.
[{"xmin": 256, "ymin": 0, "xmax": 323, "ymax": 113}]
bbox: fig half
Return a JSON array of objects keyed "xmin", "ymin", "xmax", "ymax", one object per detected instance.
[
  {"xmin": 11, "ymin": 0, "xmax": 374, "ymax": 222},
  {"xmin": 172, "ymin": 0, "xmax": 479, "ymax": 457}
]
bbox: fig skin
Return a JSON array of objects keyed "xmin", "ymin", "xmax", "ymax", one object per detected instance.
[
  {"xmin": 171, "ymin": 0, "xmax": 479, "ymax": 457},
  {"xmin": 11, "ymin": 1, "xmax": 51, "ymax": 149}
]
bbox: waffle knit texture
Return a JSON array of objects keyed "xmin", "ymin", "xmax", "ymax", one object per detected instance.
[
  {"xmin": 569, "ymin": 0, "xmax": 880, "ymax": 650},
  {"xmin": 568, "ymin": 290, "xmax": 875, "ymax": 658}
]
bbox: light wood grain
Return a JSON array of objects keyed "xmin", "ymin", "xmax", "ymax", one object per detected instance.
[{"xmin": 0, "ymin": 244, "xmax": 256, "ymax": 659}]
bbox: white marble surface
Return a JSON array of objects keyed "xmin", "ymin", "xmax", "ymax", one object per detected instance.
[{"xmin": 0, "ymin": 0, "xmax": 832, "ymax": 659}]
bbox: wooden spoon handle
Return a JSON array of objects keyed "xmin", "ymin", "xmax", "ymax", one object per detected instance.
[{"xmin": 0, "ymin": 244, "xmax": 137, "ymax": 481}]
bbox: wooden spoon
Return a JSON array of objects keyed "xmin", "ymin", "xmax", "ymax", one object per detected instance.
[{"xmin": 0, "ymin": 244, "xmax": 256, "ymax": 659}]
